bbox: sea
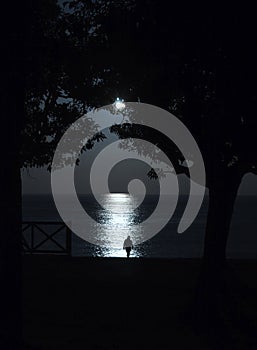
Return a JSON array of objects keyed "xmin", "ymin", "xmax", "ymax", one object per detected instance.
[{"xmin": 22, "ymin": 194, "xmax": 257, "ymax": 259}]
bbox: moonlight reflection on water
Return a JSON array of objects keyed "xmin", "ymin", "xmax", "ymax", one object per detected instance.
[
  {"xmin": 23, "ymin": 194, "xmax": 257, "ymax": 259},
  {"xmin": 91, "ymin": 193, "xmax": 145, "ymax": 257}
]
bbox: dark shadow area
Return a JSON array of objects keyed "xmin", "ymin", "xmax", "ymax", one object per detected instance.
[
  {"xmin": 22, "ymin": 256, "xmax": 257, "ymax": 349},
  {"xmin": 2, "ymin": 1, "xmax": 257, "ymax": 348}
]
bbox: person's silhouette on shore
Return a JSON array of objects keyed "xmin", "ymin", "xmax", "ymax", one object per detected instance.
[{"xmin": 123, "ymin": 235, "xmax": 133, "ymax": 258}]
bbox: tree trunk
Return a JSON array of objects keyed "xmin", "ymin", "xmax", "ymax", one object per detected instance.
[
  {"xmin": 203, "ymin": 172, "xmax": 242, "ymax": 272},
  {"xmin": 0, "ymin": 2, "xmax": 24, "ymax": 348},
  {"xmin": 194, "ymin": 169, "xmax": 243, "ymax": 327},
  {"xmin": 0, "ymin": 150, "xmax": 22, "ymax": 349}
]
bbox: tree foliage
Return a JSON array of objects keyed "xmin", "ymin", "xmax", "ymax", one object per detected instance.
[{"xmin": 24, "ymin": 1, "xmax": 257, "ymax": 188}]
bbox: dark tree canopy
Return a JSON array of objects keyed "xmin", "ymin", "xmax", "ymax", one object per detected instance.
[
  {"xmin": 24, "ymin": 1, "xmax": 257, "ymax": 190},
  {"xmin": 18, "ymin": 1, "xmax": 257, "ymax": 338}
]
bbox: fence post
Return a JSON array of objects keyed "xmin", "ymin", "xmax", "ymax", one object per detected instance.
[
  {"xmin": 31, "ymin": 224, "xmax": 34, "ymax": 252},
  {"xmin": 66, "ymin": 221, "xmax": 72, "ymax": 256}
]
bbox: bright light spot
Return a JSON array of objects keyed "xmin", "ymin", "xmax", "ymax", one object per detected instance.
[{"xmin": 114, "ymin": 97, "xmax": 125, "ymax": 111}]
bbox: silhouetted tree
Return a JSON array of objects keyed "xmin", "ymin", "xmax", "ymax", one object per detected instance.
[
  {"xmin": 21, "ymin": 0, "xmax": 257, "ymax": 334},
  {"xmin": 63, "ymin": 1, "xmax": 257, "ymax": 268},
  {"xmin": 1, "ymin": 1, "xmax": 24, "ymax": 348},
  {"xmin": 100, "ymin": 2, "xmax": 257, "ymax": 325}
]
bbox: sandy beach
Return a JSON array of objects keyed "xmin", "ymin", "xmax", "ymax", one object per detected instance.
[{"xmin": 22, "ymin": 256, "xmax": 257, "ymax": 349}]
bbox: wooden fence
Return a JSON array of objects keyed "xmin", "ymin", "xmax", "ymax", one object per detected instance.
[{"xmin": 22, "ymin": 221, "xmax": 72, "ymax": 256}]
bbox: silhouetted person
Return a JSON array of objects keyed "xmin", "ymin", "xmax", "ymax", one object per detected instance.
[{"xmin": 123, "ymin": 235, "xmax": 133, "ymax": 258}]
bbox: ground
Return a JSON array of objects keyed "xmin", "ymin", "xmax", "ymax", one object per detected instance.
[{"xmin": 22, "ymin": 256, "xmax": 257, "ymax": 349}]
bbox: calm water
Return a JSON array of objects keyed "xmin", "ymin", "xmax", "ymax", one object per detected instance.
[{"xmin": 22, "ymin": 194, "xmax": 257, "ymax": 259}]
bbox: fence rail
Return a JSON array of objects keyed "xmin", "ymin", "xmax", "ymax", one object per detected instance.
[{"xmin": 22, "ymin": 221, "xmax": 72, "ymax": 256}]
